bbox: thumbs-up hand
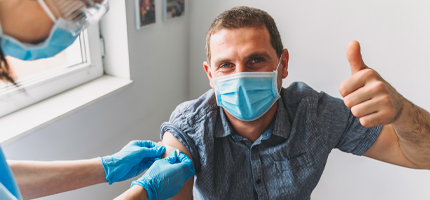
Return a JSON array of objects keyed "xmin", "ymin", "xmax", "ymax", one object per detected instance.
[{"xmin": 339, "ymin": 40, "xmax": 405, "ymax": 127}]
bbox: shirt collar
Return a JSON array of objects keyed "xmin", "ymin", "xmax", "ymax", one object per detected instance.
[
  {"xmin": 214, "ymin": 88, "xmax": 291, "ymax": 140},
  {"xmin": 272, "ymin": 89, "xmax": 291, "ymax": 139},
  {"xmin": 214, "ymin": 107, "xmax": 233, "ymax": 138}
]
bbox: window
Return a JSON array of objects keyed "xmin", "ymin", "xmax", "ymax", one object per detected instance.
[
  {"xmin": 0, "ymin": 25, "xmax": 104, "ymax": 117},
  {"xmin": 1, "ymin": 38, "xmax": 84, "ymax": 88}
]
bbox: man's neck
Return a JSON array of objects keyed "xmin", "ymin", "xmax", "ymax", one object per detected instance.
[{"xmin": 224, "ymin": 102, "xmax": 278, "ymax": 142}]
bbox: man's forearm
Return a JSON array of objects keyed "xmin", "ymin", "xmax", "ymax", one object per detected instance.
[
  {"xmin": 8, "ymin": 158, "xmax": 107, "ymax": 200},
  {"xmin": 392, "ymin": 98, "xmax": 430, "ymax": 169}
]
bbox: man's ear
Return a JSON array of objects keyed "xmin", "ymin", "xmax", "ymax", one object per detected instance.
[
  {"xmin": 203, "ymin": 61, "xmax": 214, "ymax": 89},
  {"xmin": 281, "ymin": 49, "xmax": 289, "ymax": 79}
]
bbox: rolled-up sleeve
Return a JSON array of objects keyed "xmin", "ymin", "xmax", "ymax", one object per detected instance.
[
  {"xmin": 160, "ymin": 103, "xmax": 202, "ymax": 172},
  {"xmin": 316, "ymin": 91, "xmax": 382, "ymax": 156}
]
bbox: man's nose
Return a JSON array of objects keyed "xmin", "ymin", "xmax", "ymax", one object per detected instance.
[{"xmin": 235, "ymin": 64, "xmax": 248, "ymax": 73}]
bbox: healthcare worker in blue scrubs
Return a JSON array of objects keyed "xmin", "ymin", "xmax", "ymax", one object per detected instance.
[{"xmin": 0, "ymin": 1, "xmax": 195, "ymax": 200}]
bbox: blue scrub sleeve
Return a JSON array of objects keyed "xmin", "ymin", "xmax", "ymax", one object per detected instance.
[
  {"xmin": 0, "ymin": 146, "xmax": 22, "ymax": 200},
  {"xmin": 0, "ymin": 183, "xmax": 19, "ymax": 200}
]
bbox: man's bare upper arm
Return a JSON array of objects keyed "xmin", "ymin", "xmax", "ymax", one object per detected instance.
[
  {"xmin": 161, "ymin": 131, "xmax": 194, "ymax": 200},
  {"xmin": 161, "ymin": 131, "xmax": 193, "ymax": 162},
  {"xmin": 363, "ymin": 124, "xmax": 418, "ymax": 169}
]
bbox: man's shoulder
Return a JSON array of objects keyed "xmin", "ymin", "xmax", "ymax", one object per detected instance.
[
  {"xmin": 171, "ymin": 89, "xmax": 218, "ymax": 121},
  {"xmin": 281, "ymin": 82, "xmax": 320, "ymax": 104},
  {"xmin": 281, "ymin": 81, "xmax": 345, "ymax": 108}
]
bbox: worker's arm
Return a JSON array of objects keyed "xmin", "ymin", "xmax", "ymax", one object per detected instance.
[
  {"xmin": 161, "ymin": 131, "xmax": 195, "ymax": 200},
  {"xmin": 340, "ymin": 41, "xmax": 430, "ymax": 169},
  {"xmin": 8, "ymin": 159, "xmax": 106, "ymax": 200},
  {"xmin": 9, "ymin": 140, "xmax": 165, "ymax": 200}
]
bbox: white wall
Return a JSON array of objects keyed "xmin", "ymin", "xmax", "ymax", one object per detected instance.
[
  {"xmin": 2, "ymin": 0, "xmax": 190, "ymax": 199},
  {"xmin": 2, "ymin": 0, "xmax": 430, "ymax": 199},
  {"xmin": 189, "ymin": 0, "xmax": 430, "ymax": 199}
]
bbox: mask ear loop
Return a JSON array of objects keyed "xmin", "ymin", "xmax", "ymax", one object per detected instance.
[
  {"xmin": 0, "ymin": 21, "xmax": 3, "ymax": 36},
  {"xmin": 274, "ymin": 54, "xmax": 283, "ymax": 93},
  {"xmin": 37, "ymin": 0, "xmax": 58, "ymax": 22},
  {"xmin": 274, "ymin": 54, "xmax": 283, "ymax": 72}
]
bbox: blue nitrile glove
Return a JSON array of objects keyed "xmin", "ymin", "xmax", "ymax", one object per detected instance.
[
  {"xmin": 131, "ymin": 151, "xmax": 195, "ymax": 200},
  {"xmin": 101, "ymin": 140, "xmax": 165, "ymax": 184}
]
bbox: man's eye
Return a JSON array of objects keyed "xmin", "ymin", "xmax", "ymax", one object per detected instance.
[
  {"xmin": 251, "ymin": 58, "xmax": 264, "ymax": 64},
  {"xmin": 220, "ymin": 63, "xmax": 232, "ymax": 68}
]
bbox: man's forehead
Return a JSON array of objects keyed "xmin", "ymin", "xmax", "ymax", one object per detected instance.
[
  {"xmin": 210, "ymin": 26, "xmax": 270, "ymax": 44},
  {"xmin": 209, "ymin": 26, "xmax": 275, "ymax": 62}
]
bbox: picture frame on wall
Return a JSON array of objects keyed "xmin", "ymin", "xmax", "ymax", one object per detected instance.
[
  {"xmin": 162, "ymin": 0, "xmax": 185, "ymax": 21},
  {"xmin": 135, "ymin": 0, "xmax": 156, "ymax": 30}
]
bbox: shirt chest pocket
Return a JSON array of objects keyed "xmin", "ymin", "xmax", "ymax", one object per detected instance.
[
  {"xmin": 274, "ymin": 153, "xmax": 315, "ymax": 187},
  {"xmin": 275, "ymin": 153, "xmax": 313, "ymax": 171}
]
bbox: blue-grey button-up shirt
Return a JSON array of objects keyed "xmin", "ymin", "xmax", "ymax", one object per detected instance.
[{"xmin": 160, "ymin": 82, "xmax": 382, "ymax": 200}]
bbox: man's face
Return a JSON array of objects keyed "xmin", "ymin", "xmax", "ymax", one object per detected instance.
[{"xmin": 204, "ymin": 26, "xmax": 289, "ymax": 89}]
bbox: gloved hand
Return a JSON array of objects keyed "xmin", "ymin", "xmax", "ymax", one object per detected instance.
[
  {"xmin": 131, "ymin": 150, "xmax": 195, "ymax": 200},
  {"xmin": 101, "ymin": 140, "xmax": 165, "ymax": 184}
]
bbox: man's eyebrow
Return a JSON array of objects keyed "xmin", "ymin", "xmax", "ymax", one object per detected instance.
[
  {"xmin": 212, "ymin": 51, "xmax": 273, "ymax": 65},
  {"xmin": 212, "ymin": 57, "xmax": 232, "ymax": 65}
]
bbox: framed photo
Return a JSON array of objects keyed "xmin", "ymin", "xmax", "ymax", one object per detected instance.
[
  {"xmin": 162, "ymin": 0, "xmax": 185, "ymax": 21},
  {"xmin": 135, "ymin": 0, "xmax": 156, "ymax": 30}
]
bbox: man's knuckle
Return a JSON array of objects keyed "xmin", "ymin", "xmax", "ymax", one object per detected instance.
[
  {"xmin": 363, "ymin": 69, "xmax": 376, "ymax": 78},
  {"xmin": 375, "ymin": 82, "xmax": 386, "ymax": 92},
  {"xmin": 368, "ymin": 82, "xmax": 385, "ymax": 94},
  {"xmin": 381, "ymin": 95, "xmax": 392, "ymax": 105}
]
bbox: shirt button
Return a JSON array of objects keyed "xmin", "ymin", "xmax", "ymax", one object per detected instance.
[{"xmin": 256, "ymin": 179, "xmax": 262, "ymax": 184}]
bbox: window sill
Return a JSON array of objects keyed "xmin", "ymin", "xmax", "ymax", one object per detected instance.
[{"xmin": 0, "ymin": 75, "xmax": 132, "ymax": 146}]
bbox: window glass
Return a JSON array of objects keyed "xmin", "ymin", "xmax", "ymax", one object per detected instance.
[
  {"xmin": 0, "ymin": 37, "xmax": 84, "ymax": 88},
  {"xmin": 0, "ymin": 26, "xmax": 104, "ymax": 118}
]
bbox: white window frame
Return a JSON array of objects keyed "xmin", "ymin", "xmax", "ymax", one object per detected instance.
[
  {"xmin": 0, "ymin": 0, "xmax": 132, "ymax": 145},
  {"xmin": 0, "ymin": 25, "xmax": 104, "ymax": 117}
]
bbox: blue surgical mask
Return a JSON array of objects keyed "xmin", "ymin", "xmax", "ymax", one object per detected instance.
[
  {"xmin": 0, "ymin": 20, "xmax": 79, "ymax": 61},
  {"xmin": 213, "ymin": 56, "xmax": 282, "ymax": 121},
  {"xmin": 0, "ymin": 0, "xmax": 109, "ymax": 61}
]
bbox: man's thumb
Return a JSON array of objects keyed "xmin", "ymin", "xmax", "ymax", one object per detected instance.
[{"xmin": 347, "ymin": 40, "xmax": 367, "ymax": 75}]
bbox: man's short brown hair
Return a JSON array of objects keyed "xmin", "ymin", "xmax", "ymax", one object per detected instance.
[{"xmin": 205, "ymin": 6, "xmax": 284, "ymax": 65}]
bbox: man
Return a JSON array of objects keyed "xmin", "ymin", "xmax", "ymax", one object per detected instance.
[{"xmin": 160, "ymin": 6, "xmax": 430, "ymax": 199}]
